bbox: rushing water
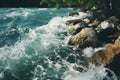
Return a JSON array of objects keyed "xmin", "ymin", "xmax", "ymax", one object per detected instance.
[{"xmin": 0, "ymin": 8, "xmax": 117, "ymax": 80}]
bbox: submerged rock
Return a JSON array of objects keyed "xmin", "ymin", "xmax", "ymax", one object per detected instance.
[{"xmin": 69, "ymin": 28, "xmax": 98, "ymax": 48}]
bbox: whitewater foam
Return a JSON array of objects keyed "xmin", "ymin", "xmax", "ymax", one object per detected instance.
[
  {"xmin": 0, "ymin": 8, "xmax": 117, "ymax": 80},
  {"xmin": 83, "ymin": 47, "xmax": 105, "ymax": 58},
  {"xmin": 62, "ymin": 64, "xmax": 115, "ymax": 80}
]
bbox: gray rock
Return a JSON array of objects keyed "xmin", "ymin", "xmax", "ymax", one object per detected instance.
[
  {"xmin": 65, "ymin": 19, "xmax": 82, "ymax": 25},
  {"xmin": 69, "ymin": 21, "xmax": 88, "ymax": 35},
  {"xmin": 69, "ymin": 28, "xmax": 98, "ymax": 48}
]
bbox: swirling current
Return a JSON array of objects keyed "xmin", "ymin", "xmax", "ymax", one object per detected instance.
[{"xmin": 0, "ymin": 8, "xmax": 117, "ymax": 80}]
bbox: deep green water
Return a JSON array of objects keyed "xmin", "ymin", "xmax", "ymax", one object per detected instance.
[{"xmin": 0, "ymin": 8, "xmax": 117, "ymax": 80}]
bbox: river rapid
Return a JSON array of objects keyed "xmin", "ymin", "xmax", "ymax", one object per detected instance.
[{"xmin": 0, "ymin": 8, "xmax": 117, "ymax": 80}]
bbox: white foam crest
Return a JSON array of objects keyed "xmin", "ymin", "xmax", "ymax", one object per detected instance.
[
  {"xmin": 63, "ymin": 12, "xmax": 92, "ymax": 22},
  {"xmin": 6, "ymin": 11, "xmax": 18, "ymax": 17},
  {"xmin": 0, "ymin": 28, "xmax": 38, "ymax": 60},
  {"xmin": 83, "ymin": 47, "xmax": 105, "ymax": 58},
  {"xmin": 47, "ymin": 17, "xmax": 68, "ymax": 33},
  {"xmin": 78, "ymin": 12, "xmax": 92, "ymax": 18},
  {"xmin": 6, "ymin": 9, "xmax": 32, "ymax": 18},
  {"xmin": 54, "ymin": 63, "xmax": 62, "ymax": 71},
  {"xmin": 0, "ymin": 40, "xmax": 31, "ymax": 60},
  {"xmin": 0, "ymin": 10, "xmax": 93, "ymax": 61},
  {"xmin": 34, "ymin": 12, "xmax": 91, "ymax": 48},
  {"xmin": 28, "ymin": 28, "xmax": 37, "ymax": 39},
  {"xmin": 26, "ymin": 12, "xmax": 93, "ymax": 56},
  {"xmin": 24, "ymin": 11, "xmax": 30, "ymax": 18},
  {"xmin": 64, "ymin": 35, "xmax": 72, "ymax": 46},
  {"xmin": 34, "ymin": 17, "xmax": 68, "ymax": 48},
  {"xmin": 63, "ymin": 65, "xmax": 107, "ymax": 80},
  {"xmin": 38, "ymin": 8, "xmax": 48, "ymax": 11}
]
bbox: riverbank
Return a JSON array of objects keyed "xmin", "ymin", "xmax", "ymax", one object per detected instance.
[{"xmin": 66, "ymin": 10, "xmax": 120, "ymax": 78}]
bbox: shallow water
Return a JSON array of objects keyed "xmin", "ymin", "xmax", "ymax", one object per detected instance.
[{"xmin": 0, "ymin": 8, "xmax": 117, "ymax": 80}]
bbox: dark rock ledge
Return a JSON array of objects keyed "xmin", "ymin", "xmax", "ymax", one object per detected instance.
[{"xmin": 66, "ymin": 10, "xmax": 120, "ymax": 76}]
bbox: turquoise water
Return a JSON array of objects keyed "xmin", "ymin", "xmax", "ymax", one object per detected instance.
[
  {"xmin": 0, "ymin": 8, "xmax": 72, "ymax": 47},
  {"xmin": 0, "ymin": 8, "xmax": 117, "ymax": 80},
  {"xmin": 0, "ymin": 8, "xmax": 72, "ymax": 28}
]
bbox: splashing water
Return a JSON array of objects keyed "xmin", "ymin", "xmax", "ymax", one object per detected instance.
[{"xmin": 0, "ymin": 8, "xmax": 117, "ymax": 80}]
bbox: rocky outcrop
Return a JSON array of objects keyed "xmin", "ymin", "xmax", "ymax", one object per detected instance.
[
  {"xmin": 66, "ymin": 9, "xmax": 120, "ymax": 77},
  {"xmin": 84, "ymin": 36, "xmax": 120, "ymax": 67},
  {"xmin": 66, "ymin": 11, "xmax": 120, "ymax": 48}
]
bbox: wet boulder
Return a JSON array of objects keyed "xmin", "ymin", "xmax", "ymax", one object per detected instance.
[
  {"xmin": 85, "ymin": 36, "xmax": 120, "ymax": 66},
  {"xmin": 69, "ymin": 21, "xmax": 88, "ymax": 35},
  {"xmin": 106, "ymin": 36, "xmax": 120, "ymax": 76},
  {"xmin": 65, "ymin": 16, "xmax": 92, "ymax": 25},
  {"xmin": 69, "ymin": 28, "xmax": 98, "ymax": 48},
  {"xmin": 84, "ymin": 36, "xmax": 120, "ymax": 76},
  {"xmin": 65, "ymin": 19, "xmax": 82, "ymax": 25}
]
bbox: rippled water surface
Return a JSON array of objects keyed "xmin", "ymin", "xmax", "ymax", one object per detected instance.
[{"xmin": 0, "ymin": 8, "xmax": 117, "ymax": 80}]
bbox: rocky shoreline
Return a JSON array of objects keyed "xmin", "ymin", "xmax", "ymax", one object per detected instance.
[{"xmin": 66, "ymin": 10, "xmax": 120, "ymax": 76}]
